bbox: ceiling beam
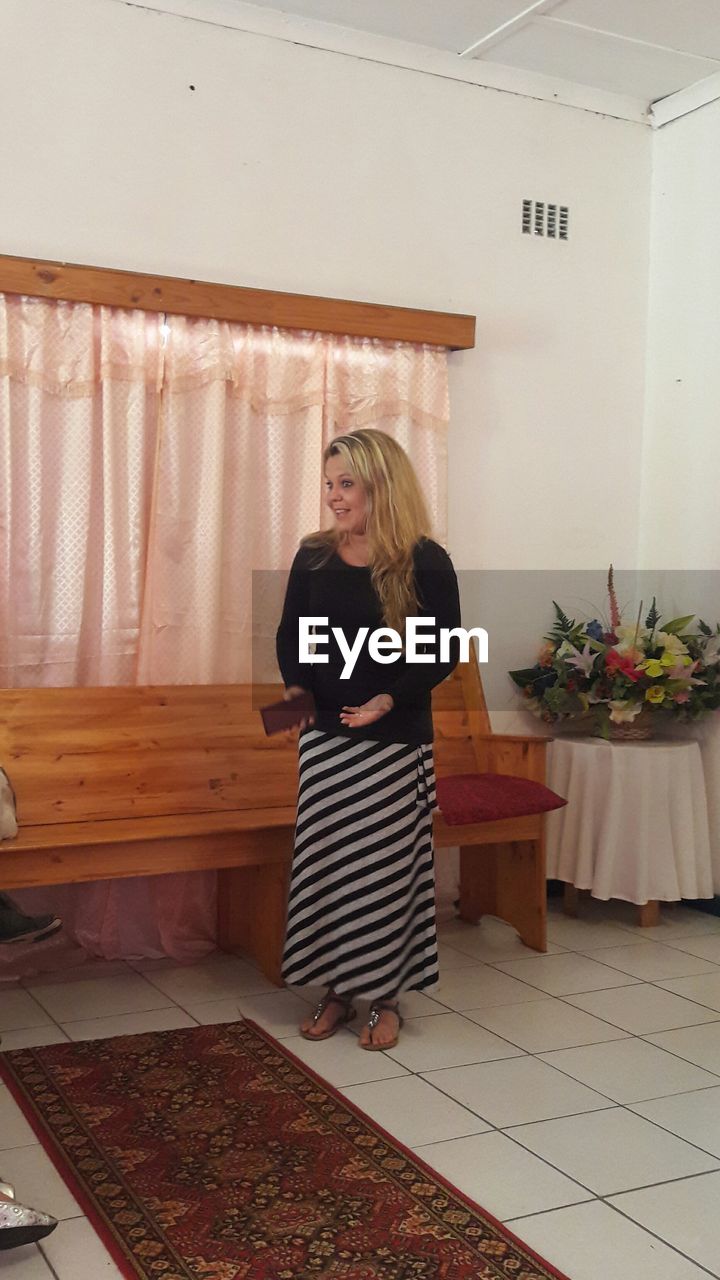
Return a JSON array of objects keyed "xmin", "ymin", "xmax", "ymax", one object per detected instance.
[
  {"xmin": 458, "ymin": 0, "xmax": 564, "ymax": 60},
  {"xmin": 650, "ymin": 70, "xmax": 720, "ymax": 128}
]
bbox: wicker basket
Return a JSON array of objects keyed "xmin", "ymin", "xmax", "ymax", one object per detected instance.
[
  {"xmin": 552, "ymin": 710, "xmax": 655, "ymax": 740},
  {"xmin": 607, "ymin": 710, "xmax": 655, "ymax": 741}
]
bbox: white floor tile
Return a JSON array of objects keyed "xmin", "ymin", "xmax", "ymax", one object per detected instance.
[
  {"xmin": 281, "ymin": 1029, "xmax": 409, "ymax": 1088},
  {"xmin": 422, "ymin": 1057, "xmax": 611, "ymax": 1127},
  {"xmin": 0, "ymin": 1145, "xmax": 81, "ymax": 1221},
  {"xmin": 284, "ymin": 982, "xmax": 327, "ymax": 1006},
  {"xmin": 431, "ymin": 965, "xmax": 541, "ymax": 1011},
  {"xmin": 645, "ymin": 1022, "xmax": 720, "ymax": 1074},
  {"xmin": 0, "ymin": 940, "xmax": 89, "ymax": 987},
  {"xmin": 393, "ymin": 990, "xmax": 447, "ymax": 1019},
  {"xmin": 21, "ymin": 960, "xmax": 131, "ymax": 987},
  {"xmin": 609, "ymin": 1171, "xmax": 720, "ymax": 1275},
  {"xmin": 185, "ymin": 998, "xmax": 245, "ymax": 1026},
  {"xmin": 185, "ymin": 988, "xmax": 312, "ymax": 1039},
  {"xmin": 664, "ymin": 934, "xmax": 720, "ymax": 964},
  {"xmin": 564, "ymin": 985, "xmax": 720, "ymax": 1035},
  {"xmin": 0, "ymin": 989, "xmax": 54, "ymax": 1032},
  {"xmin": 539, "ymin": 1039, "xmax": 719, "ymax": 1103},
  {"xmin": 439, "ymin": 917, "xmax": 566, "ymax": 961},
  {"xmin": 127, "ymin": 955, "xmax": 186, "ymax": 972},
  {"xmin": 493, "ymin": 952, "xmax": 641, "ymax": 996},
  {"xmin": 130, "ymin": 949, "xmax": 227, "ymax": 973},
  {"xmin": 630, "ymin": 1087, "xmax": 720, "ymax": 1159},
  {"xmin": 139, "ymin": 957, "xmax": 277, "ymax": 1005},
  {"xmin": 506, "ymin": 1107, "xmax": 719, "ymax": 1195},
  {"xmin": 40, "ymin": 1216, "xmax": 126, "ymax": 1279},
  {"xmin": 61, "ymin": 1006, "xmax": 197, "ymax": 1041},
  {"xmin": 547, "ymin": 917, "xmax": 651, "ymax": 951},
  {"xmin": 0, "ymin": 1243, "xmax": 54, "ymax": 1278},
  {"xmin": 507, "ymin": 1200, "xmax": 711, "ymax": 1280},
  {"xmin": 464, "ymin": 999, "xmax": 629, "ymax": 1053},
  {"xmin": 436, "ymin": 943, "xmax": 485, "ymax": 971},
  {"xmin": 415, "ymin": 1130, "xmax": 591, "ymax": 1219},
  {"xmin": 657, "ymin": 972, "xmax": 720, "ymax": 1012},
  {"xmin": 0, "ymin": 1025, "xmax": 70, "ymax": 1051},
  {"xmin": 340, "ymin": 1075, "xmax": 490, "ymax": 1147},
  {"xmin": 383, "ymin": 1012, "xmax": 524, "ymax": 1073},
  {"xmin": 615, "ymin": 910, "xmax": 720, "ymax": 943},
  {"xmin": 0, "ymin": 1083, "xmax": 38, "ymax": 1150},
  {"xmin": 27, "ymin": 974, "xmax": 173, "ymax": 1022},
  {"xmin": 580, "ymin": 942, "xmax": 720, "ymax": 981},
  {"xmin": 236, "ymin": 989, "xmax": 319, "ymax": 1037}
]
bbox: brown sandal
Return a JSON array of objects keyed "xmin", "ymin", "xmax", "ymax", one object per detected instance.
[
  {"xmin": 361, "ymin": 1000, "xmax": 403, "ymax": 1051},
  {"xmin": 300, "ymin": 991, "xmax": 357, "ymax": 1041}
]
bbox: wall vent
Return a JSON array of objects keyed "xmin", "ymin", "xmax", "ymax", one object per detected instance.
[{"xmin": 522, "ymin": 199, "xmax": 569, "ymax": 240}]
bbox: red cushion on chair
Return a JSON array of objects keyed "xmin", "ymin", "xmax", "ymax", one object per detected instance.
[{"xmin": 436, "ymin": 773, "xmax": 567, "ymax": 826}]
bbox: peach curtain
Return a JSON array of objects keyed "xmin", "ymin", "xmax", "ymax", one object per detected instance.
[
  {"xmin": 138, "ymin": 318, "xmax": 448, "ymax": 683},
  {"xmin": 0, "ymin": 293, "xmax": 449, "ymax": 961}
]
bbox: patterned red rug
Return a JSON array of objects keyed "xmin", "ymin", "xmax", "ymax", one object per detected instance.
[{"xmin": 0, "ymin": 1021, "xmax": 570, "ymax": 1280}]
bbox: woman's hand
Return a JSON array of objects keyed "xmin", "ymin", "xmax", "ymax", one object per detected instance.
[{"xmin": 340, "ymin": 694, "xmax": 394, "ymax": 729}]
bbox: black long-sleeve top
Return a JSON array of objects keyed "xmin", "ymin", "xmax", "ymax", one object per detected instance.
[{"xmin": 275, "ymin": 537, "xmax": 461, "ymax": 745}]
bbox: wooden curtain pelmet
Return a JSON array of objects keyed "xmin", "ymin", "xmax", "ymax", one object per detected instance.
[{"xmin": 0, "ymin": 254, "xmax": 475, "ymax": 350}]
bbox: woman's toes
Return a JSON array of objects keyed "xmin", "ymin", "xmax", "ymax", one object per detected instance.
[{"xmin": 361, "ymin": 1008, "xmax": 399, "ymax": 1048}]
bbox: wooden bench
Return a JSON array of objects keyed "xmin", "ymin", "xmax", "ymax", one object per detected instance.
[{"xmin": 0, "ymin": 652, "xmax": 552, "ymax": 982}]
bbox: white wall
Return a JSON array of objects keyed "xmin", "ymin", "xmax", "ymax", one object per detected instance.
[
  {"xmin": 1, "ymin": 0, "xmax": 652, "ymax": 577},
  {"xmin": 641, "ymin": 103, "xmax": 720, "ymax": 891},
  {"xmin": 641, "ymin": 99, "xmax": 720, "ymax": 573}
]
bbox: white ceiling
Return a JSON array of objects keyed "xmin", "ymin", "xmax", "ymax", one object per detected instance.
[{"xmin": 121, "ymin": 0, "xmax": 720, "ymax": 124}]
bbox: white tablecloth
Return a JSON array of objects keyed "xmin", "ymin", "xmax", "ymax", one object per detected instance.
[
  {"xmin": 546, "ymin": 737, "xmax": 714, "ymax": 904},
  {"xmin": 694, "ymin": 717, "xmax": 720, "ymax": 892}
]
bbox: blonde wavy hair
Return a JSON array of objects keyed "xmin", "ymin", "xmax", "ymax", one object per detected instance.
[{"xmin": 302, "ymin": 429, "xmax": 432, "ymax": 633}]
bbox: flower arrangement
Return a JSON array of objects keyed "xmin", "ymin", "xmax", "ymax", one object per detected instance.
[{"xmin": 509, "ymin": 568, "xmax": 720, "ymax": 737}]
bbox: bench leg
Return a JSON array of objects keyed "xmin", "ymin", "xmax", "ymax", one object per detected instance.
[
  {"xmin": 217, "ymin": 862, "xmax": 289, "ymax": 986},
  {"xmin": 458, "ymin": 837, "xmax": 547, "ymax": 953}
]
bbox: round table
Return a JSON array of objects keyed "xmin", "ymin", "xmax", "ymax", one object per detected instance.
[{"xmin": 545, "ymin": 736, "xmax": 714, "ymax": 916}]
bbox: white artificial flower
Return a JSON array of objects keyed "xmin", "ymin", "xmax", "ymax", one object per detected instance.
[
  {"xmin": 701, "ymin": 636, "xmax": 720, "ymax": 667},
  {"xmin": 614, "ymin": 624, "xmax": 650, "ymax": 655},
  {"xmin": 564, "ymin": 642, "xmax": 598, "ymax": 677},
  {"xmin": 608, "ymin": 699, "xmax": 644, "ymax": 724},
  {"xmin": 655, "ymin": 631, "xmax": 689, "ymax": 657}
]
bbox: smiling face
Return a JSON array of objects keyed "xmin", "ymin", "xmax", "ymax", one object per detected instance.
[{"xmin": 324, "ymin": 452, "xmax": 368, "ymax": 536}]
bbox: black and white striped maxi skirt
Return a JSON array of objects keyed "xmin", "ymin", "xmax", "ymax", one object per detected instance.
[{"xmin": 281, "ymin": 729, "xmax": 439, "ymax": 1000}]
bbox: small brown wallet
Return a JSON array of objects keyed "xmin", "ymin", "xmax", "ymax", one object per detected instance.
[{"xmin": 260, "ymin": 690, "xmax": 316, "ymax": 736}]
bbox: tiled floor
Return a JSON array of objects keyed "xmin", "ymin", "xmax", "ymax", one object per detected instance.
[{"xmin": 3, "ymin": 898, "xmax": 720, "ymax": 1279}]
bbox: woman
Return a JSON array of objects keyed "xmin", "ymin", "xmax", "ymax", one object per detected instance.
[{"xmin": 276, "ymin": 429, "xmax": 460, "ymax": 1050}]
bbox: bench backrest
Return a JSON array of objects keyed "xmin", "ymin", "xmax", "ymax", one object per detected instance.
[
  {"xmin": 0, "ymin": 685, "xmax": 299, "ymax": 827},
  {"xmin": 0, "ymin": 656, "xmax": 490, "ymax": 828}
]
